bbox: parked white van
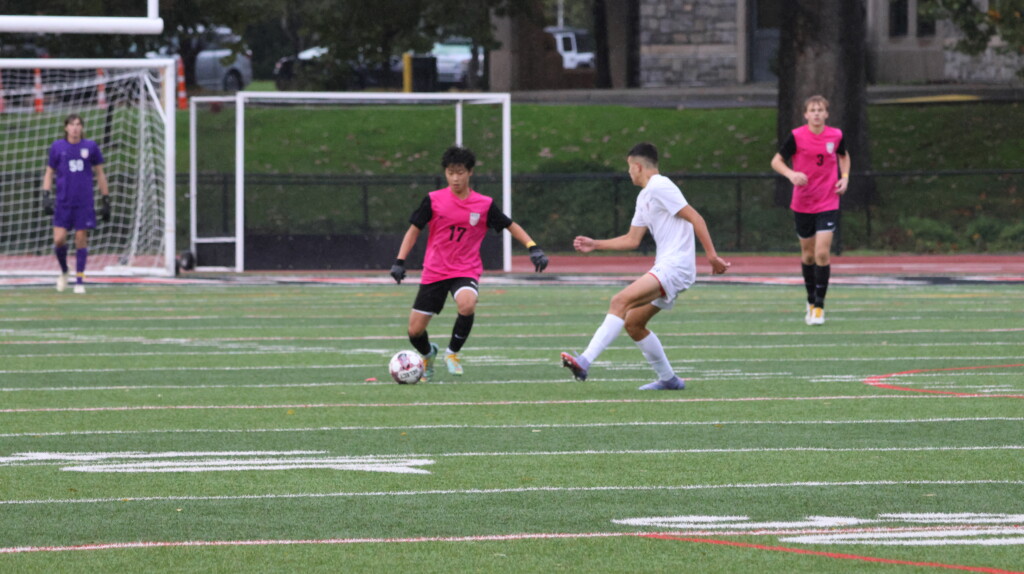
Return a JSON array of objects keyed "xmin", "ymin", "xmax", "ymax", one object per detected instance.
[{"xmin": 544, "ymin": 26, "xmax": 595, "ymax": 69}]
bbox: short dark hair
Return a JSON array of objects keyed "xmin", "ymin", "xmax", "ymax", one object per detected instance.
[
  {"xmin": 64, "ymin": 113, "xmax": 83, "ymax": 127},
  {"xmin": 627, "ymin": 142, "xmax": 658, "ymax": 166},
  {"xmin": 441, "ymin": 146, "xmax": 475, "ymax": 170}
]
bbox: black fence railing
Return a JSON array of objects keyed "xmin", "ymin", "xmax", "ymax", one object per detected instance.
[{"xmin": 177, "ymin": 169, "xmax": 1024, "ymax": 256}]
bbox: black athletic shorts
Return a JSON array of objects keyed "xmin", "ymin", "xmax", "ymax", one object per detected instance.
[
  {"xmin": 412, "ymin": 277, "xmax": 479, "ymax": 315},
  {"xmin": 794, "ymin": 210, "xmax": 840, "ymax": 239}
]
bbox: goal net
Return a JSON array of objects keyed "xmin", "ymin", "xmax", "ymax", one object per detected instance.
[
  {"xmin": 189, "ymin": 92, "xmax": 511, "ymax": 272},
  {"xmin": 0, "ymin": 58, "xmax": 176, "ymax": 276}
]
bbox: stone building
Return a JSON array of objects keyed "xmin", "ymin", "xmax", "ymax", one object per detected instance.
[{"xmin": 490, "ymin": 0, "xmax": 1021, "ymax": 91}]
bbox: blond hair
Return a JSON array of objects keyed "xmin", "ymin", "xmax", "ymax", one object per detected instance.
[{"xmin": 803, "ymin": 95, "xmax": 829, "ymax": 111}]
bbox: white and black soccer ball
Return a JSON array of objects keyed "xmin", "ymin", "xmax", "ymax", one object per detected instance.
[{"xmin": 389, "ymin": 350, "xmax": 425, "ymax": 384}]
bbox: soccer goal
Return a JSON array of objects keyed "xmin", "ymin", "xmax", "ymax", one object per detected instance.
[
  {"xmin": 189, "ymin": 91, "xmax": 512, "ymax": 272},
  {"xmin": 0, "ymin": 58, "xmax": 177, "ymax": 276}
]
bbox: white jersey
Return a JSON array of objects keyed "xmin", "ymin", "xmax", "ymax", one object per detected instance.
[{"xmin": 630, "ymin": 173, "xmax": 695, "ymax": 280}]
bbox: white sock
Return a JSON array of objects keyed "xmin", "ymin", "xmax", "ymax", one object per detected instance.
[
  {"xmin": 635, "ymin": 331, "xmax": 675, "ymax": 381},
  {"xmin": 581, "ymin": 314, "xmax": 625, "ymax": 366}
]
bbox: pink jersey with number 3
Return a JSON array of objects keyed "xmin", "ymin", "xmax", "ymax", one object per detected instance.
[
  {"xmin": 421, "ymin": 188, "xmax": 494, "ymax": 284},
  {"xmin": 790, "ymin": 125, "xmax": 843, "ymax": 213}
]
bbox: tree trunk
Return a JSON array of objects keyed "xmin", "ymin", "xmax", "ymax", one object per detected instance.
[
  {"xmin": 776, "ymin": 0, "xmax": 875, "ymax": 219},
  {"xmin": 592, "ymin": 0, "xmax": 611, "ymax": 88}
]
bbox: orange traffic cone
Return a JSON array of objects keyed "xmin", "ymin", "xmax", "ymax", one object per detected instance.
[
  {"xmin": 96, "ymin": 68, "xmax": 108, "ymax": 109},
  {"xmin": 176, "ymin": 58, "xmax": 187, "ymax": 110},
  {"xmin": 33, "ymin": 68, "xmax": 43, "ymax": 113}
]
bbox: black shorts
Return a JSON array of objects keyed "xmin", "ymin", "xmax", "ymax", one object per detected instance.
[
  {"xmin": 794, "ymin": 210, "xmax": 840, "ymax": 239},
  {"xmin": 412, "ymin": 277, "xmax": 479, "ymax": 315}
]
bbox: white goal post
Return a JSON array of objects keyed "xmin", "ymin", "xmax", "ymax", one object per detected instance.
[
  {"xmin": 0, "ymin": 58, "xmax": 177, "ymax": 276},
  {"xmin": 189, "ymin": 91, "xmax": 513, "ymax": 272},
  {"xmin": 0, "ymin": 0, "xmax": 163, "ymax": 34}
]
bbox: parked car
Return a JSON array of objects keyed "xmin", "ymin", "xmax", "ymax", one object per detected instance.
[
  {"xmin": 430, "ymin": 39, "xmax": 483, "ymax": 86},
  {"xmin": 544, "ymin": 26, "xmax": 596, "ymax": 69},
  {"xmin": 149, "ymin": 26, "xmax": 253, "ymax": 92}
]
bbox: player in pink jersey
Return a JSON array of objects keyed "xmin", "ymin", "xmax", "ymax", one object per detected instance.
[
  {"xmin": 390, "ymin": 146, "xmax": 548, "ymax": 382},
  {"xmin": 41, "ymin": 114, "xmax": 111, "ymax": 295},
  {"xmin": 771, "ymin": 95, "xmax": 851, "ymax": 326}
]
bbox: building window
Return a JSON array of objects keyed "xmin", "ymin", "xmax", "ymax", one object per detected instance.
[
  {"xmin": 917, "ymin": 3, "xmax": 936, "ymax": 37},
  {"xmin": 890, "ymin": 0, "xmax": 909, "ymax": 37}
]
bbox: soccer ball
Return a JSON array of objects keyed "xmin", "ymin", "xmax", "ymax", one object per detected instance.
[{"xmin": 389, "ymin": 350, "xmax": 425, "ymax": 384}]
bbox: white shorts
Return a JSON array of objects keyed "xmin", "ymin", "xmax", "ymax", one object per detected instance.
[{"xmin": 647, "ymin": 262, "xmax": 695, "ymax": 311}]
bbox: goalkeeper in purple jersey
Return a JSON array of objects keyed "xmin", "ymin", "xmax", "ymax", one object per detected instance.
[{"xmin": 41, "ymin": 114, "xmax": 110, "ymax": 294}]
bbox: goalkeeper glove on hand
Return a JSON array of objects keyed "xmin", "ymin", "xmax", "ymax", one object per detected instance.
[
  {"xmin": 390, "ymin": 259, "xmax": 407, "ymax": 284},
  {"xmin": 41, "ymin": 190, "xmax": 55, "ymax": 216},
  {"xmin": 99, "ymin": 195, "xmax": 111, "ymax": 222},
  {"xmin": 529, "ymin": 245, "xmax": 549, "ymax": 272}
]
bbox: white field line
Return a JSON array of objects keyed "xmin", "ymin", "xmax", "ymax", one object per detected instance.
[
  {"xmin": 2, "ymin": 479, "xmax": 1022, "ymax": 507},
  {"xmin": 3, "ymin": 445, "xmax": 1022, "ymax": 470},
  {"xmin": 2, "ymin": 370, "xmax": 1017, "ymax": 393},
  {"xmin": 14, "ymin": 371, "xmax": 1021, "ymax": 392},
  {"xmin": 0, "ymin": 394, "xmax": 984, "ymax": 414},
  {"xmin": 2, "ymin": 525, "xmax": 1023, "ymax": 555},
  {"xmin": 2, "ymin": 356, "xmax": 1023, "ymax": 375},
  {"xmin": 1, "ymin": 416, "xmax": 1021, "ymax": 439},
  {"xmin": 3, "ymin": 340, "xmax": 1021, "ymax": 360},
  {"xmin": 2, "ymin": 327, "xmax": 1023, "ymax": 342}
]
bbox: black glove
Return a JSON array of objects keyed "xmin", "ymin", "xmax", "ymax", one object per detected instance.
[
  {"xmin": 390, "ymin": 259, "xmax": 407, "ymax": 284},
  {"xmin": 41, "ymin": 190, "xmax": 54, "ymax": 216},
  {"xmin": 529, "ymin": 245, "xmax": 548, "ymax": 272},
  {"xmin": 99, "ymin": 195, "xmax": 111, "ymax": 222}
]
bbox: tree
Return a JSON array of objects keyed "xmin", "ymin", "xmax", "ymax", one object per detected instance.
[
  {"xmin": 922, "ymin": 0, "xmax": 1024, "ymax": 77},
  {"xmin": 775, "ymin": 0, "xmax": 875, "ymax": 230}
]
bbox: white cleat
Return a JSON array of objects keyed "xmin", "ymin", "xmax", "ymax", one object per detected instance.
[
  {"xmin": 56, "ymin": 273, "xmax": 69, "ymax": 292},
  {"xmin": 804, "ymin": 303, "xmax": 813, "ymax": 325},
  {"xmin": 73, "ymin": 284, "xmax": 86, "ymax": 295},
  {"xmin": 809, "ymin": 306, "xmax": 825, "ymax": 325}
]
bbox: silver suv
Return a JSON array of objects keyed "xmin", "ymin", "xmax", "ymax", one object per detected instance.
[{"xmin": 150, "ymin": 27, "xmax": 253, "ymax": 92}]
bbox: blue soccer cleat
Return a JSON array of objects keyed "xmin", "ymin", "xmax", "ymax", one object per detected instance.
[{"xmin": 639, "ymin": 376, "xmax": 686, "ymax": 391}]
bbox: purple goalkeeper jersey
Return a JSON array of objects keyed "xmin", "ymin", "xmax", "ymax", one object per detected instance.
[{"xmin": 48, "ymin": 138, "xmax": 104, "ymax": 207}]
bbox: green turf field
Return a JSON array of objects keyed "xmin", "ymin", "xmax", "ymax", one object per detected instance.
[{"xmin": 1, "ymin": 279, "xmax": 1022, "ymax": 573}]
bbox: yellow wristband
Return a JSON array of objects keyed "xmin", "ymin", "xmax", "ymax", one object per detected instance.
[
  {"xmin": 841, "ymin": 173, "xmax": 849, "ymax": 179},
  {"xmin": 525, "ymin": 241, "xmax": 537, "ymax": 249}
]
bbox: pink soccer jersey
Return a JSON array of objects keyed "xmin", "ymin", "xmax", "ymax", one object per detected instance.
[
  {"xmin": 420, "ymin": 188, "xmax": 494, "ymax": 284},
  {"xmin": 789, "ymin": 125, "xmax": 844, "ymax": 213}
]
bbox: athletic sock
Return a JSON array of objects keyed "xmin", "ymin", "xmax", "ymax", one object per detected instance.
[
  {"xmin": 581, "ymin": 314, "xmax": 625, "ymax": 366},
  {"xmin": 448, "ymin": 313, "xmax": 474, "ymax": 353},
  {"xmin": 801, "ymin": 263, "xmax": 815, "ymax": 304},
  {"xmin": 55, "ymin": 245, "xmax": 69, "ymax": 274},
  {"xmin": 409, "ymin": 331, "xmax": 432, "ymax": 356},
  {"xmin": 635, "ymin": 331, "xmax": 675, "ymax": 382},
  {"xmin": 75, "ymin": 248, "xmax": 88, "ymax": 283},
  {"xmin": 814, "ymin": 264, "xmax": 831, "ymax": 308}
]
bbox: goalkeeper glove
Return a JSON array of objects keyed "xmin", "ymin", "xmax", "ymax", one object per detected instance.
[
  {"xmin": 529, "ymin": 245, "xmax": 549, "ymax": 272},
  {"xmin": 390, "ymin": 259, "xmax": 407, "ymax": 284},
  {"xmin": 99, "ymin": 195, "xmax": 111, "ymax": 223},
  {"xmin": 41, "ymin": 190, "xmax": 54, "ymax": 216}
]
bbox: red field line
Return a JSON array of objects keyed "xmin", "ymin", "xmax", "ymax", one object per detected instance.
[
  {"xmin": 864, "ymin": 364, "xmax": 1024, "ymax": 398},
  {"xmin": 642, "ymin": 534, "xmax": 1024, "ymax": 574}
]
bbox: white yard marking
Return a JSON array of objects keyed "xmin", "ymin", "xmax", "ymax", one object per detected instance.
[
  {"xmin": 2, "ymin": 416, "xmax": 1020, "ymax": 439},
  {"xmin": 615, "ymin": 513, "xmax": 1024, "ymax": 546},
  {"xmin": 2, "ymin": 445, "xmax": 1021, "ymax": 470},
  {"xmin": 2, "ymin": 480, "xmax": 1022, "ymax": 506},
  {"xmin": 0, "ymin": 451, "xmax": 432, "ymax": 474},
  {"xmin": 0, "ymin": 394, "xmax": 982, "ymax": 414}
]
